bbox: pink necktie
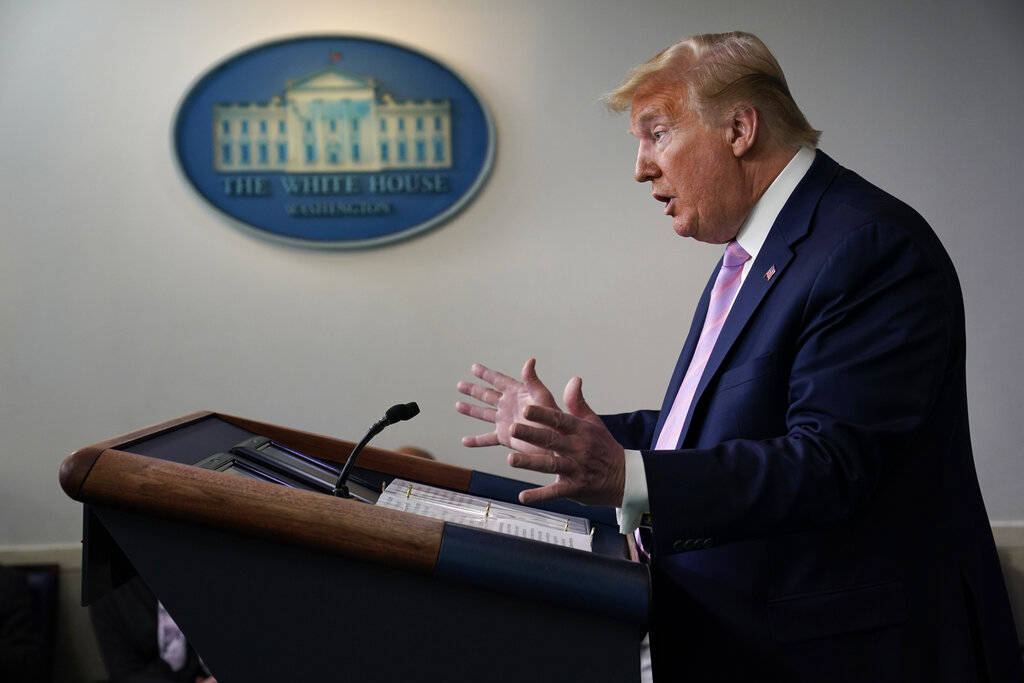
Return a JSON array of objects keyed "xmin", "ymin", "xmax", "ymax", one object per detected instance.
[
  {"xmin": 635, "ymin": 241, "xmax": 750, "ymax": 561},
  {"xmin": 157, "ymin": 601, "xmax": 187, "ymax": 672},
  {"xmin": 654, "ymin": 240, "xmax": 751, "ymax": 450},
  {"xmin": 634, "ymin": 241, "xmax": 750, "ymax": 561}
]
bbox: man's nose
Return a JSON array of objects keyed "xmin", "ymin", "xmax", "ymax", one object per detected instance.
[{"xmin": 634, "ymin": 149, "xmax": 659, "ymax": 182}]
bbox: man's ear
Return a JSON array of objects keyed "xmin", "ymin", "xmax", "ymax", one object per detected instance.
[{"xmin": 726, "ymin": 106, "xmax": 758, "ymax": 158}]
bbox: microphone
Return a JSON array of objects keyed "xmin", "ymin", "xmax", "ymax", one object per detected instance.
[
  {"xmin": 384, "ymin": 402, "xmax": 420, "ymax": 424},
  {"xmin": 332, "ymin": 402, "xmax": 420, "ymax": 498}
]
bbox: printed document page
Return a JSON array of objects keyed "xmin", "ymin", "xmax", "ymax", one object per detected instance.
[{"xmin": 377, "ymin": 478, "xmax": 593, "ymax": 551}]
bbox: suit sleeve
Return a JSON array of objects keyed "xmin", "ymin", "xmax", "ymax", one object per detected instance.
[
  {"xmin": 642, "ymin": 221, "xmax": 953, "ymax": 554},
  {"xmin": 601, "ymin": 410, "xmax": 660, "ymax": 450}
]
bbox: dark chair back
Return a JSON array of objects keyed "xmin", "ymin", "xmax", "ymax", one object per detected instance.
[{"xmin": 14, "ymin": 563, "xmax": 60, "ymax": 683}]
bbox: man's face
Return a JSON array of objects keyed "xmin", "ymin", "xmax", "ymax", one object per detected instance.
[{"xmin": 629, "ymin": 85, "xmax": 749, "ymax": 244}]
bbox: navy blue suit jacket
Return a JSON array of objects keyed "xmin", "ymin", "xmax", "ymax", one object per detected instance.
[{"xmin": 602, "ymin": 151, "xmax": 1022, "ymax": 682}]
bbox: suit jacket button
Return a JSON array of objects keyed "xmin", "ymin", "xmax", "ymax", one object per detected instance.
[{"xmin": 672, "ymin": 540, "xmax": 685, "ymax": 552}]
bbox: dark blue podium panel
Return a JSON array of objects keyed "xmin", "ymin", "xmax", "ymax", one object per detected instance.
[{"xmin": 93, "ymin": 505, "xmax": 641, "ymax": 683}]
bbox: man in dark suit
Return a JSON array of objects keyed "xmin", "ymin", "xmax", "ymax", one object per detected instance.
[
  {"xmin": 90, "ymin": 577, "xmax": 216, "ymax": 683},
  {"xmin": 456, "ymin": 31, "xmax": 1022, "ymax": 682}
]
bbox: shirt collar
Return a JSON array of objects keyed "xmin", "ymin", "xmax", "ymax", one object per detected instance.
[{"xmin": 734, "ymin": 146, "xmax": 816, "ymax": 261}]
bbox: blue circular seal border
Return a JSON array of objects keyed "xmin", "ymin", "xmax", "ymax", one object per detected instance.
[{"xmin": 173, "ymin": 35, "xmax": 496, "ymax": 249}]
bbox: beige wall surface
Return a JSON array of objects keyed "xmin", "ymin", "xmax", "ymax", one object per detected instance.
[{"xmin": 1, "ymin": 0, "xmax": 1022, "ymax": 547}]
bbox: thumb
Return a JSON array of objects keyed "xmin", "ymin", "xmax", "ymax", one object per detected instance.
[
  {"xmin": 564, "ymin": 376, "xmax": 596, "ymax": 418},
  {"xmin": 521, "ymin": 357, "xmax": 539, "ymax": 384}
]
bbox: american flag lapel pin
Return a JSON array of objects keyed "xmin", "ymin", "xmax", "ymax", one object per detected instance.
[{"xmin": 764, "ymin": 265, "xmax": 777, "ymax": 280}]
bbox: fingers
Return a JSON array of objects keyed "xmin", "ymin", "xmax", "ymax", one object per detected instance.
[
  {"xmin": 455, "ymin": 400, "xmax": 497, "ymax": 424},
  {"xmin": 522, "ymin": 404, "xmax": 578, "ymax": 434},
  {"xmin": 507, "ymin": 451, "xmax": 576, "ymax": 475},
  {"xmin": 563, "ymin": 376, "xmax": 596, "ymax": 419},
  {"xmin": 456, "ymin": 380, "xmax": 501, "ymax": 407},
  {"xmin": 470, "ymin": 363, "xmax": 517, "ymax": 391},
  {"xmin": 461, "ymin": 431, "xmax": 500, "ymax": 448},
  {"xmin": 510, "ymin": 421, "xmax": 570, "ymax": 451},
  {"xmin": 465, "ymin": 359, "xmax": 556, "ymax": 403},
  {"xmin": 518, "ymin": 481, "xmax": 574, "ymax": 505}
]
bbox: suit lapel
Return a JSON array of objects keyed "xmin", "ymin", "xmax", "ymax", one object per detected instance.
[
  {"xmin": 674, "ymin": 150, "xmax": 841, "ymax": 448},
  {"xmin": 675, "ymin": 233, "xmax": 793, "ymax": 446}
]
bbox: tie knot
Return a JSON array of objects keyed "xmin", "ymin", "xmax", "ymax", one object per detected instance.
[{"xmin": 723, "ymin": 240, "xmax": 751, "ymax": 268}]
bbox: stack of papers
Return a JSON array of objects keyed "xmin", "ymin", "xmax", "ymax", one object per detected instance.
[{"xmin": 377, "ymin": 478, "xmax": 592, "ymax": 552}]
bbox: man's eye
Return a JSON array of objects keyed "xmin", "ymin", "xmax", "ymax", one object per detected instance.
[{"xmin": 653, "ymin": 130, "xmax": 666, "ymax": 141}]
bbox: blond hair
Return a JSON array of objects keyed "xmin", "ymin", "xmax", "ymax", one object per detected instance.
[{"xmin": 605, "ymin": 32, "xmax": 821, "ymax": 149}]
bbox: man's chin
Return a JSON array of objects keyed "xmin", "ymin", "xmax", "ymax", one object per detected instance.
[{"xmin": 672, "ymin": 219, "xmax": 695, "ymax": 238}]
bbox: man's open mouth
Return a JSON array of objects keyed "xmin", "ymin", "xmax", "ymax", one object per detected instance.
[{"xmin": 653, "ymin": 193, "xmax": 675, "ymax": 214}]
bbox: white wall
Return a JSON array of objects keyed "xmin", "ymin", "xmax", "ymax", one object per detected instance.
[{"xmin": 2, "ymin": 0, "xmax": 1023, "ymax": 548}]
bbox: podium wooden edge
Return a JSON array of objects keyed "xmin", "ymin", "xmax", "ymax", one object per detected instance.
[
  {"xmin": 58, "ymin": 410, "xmax": 475, "ymax": 497},
  {"xmin": 68, "ymin": 448, "xmax": 445, "ymax": 572},
  {"xmin": 59, "ymin": 411, "xmax": 215, "ymax": 499},
  {"xmin": 59, "ymin": 446, "xmax": 102, "ymax": 500},
  {"xmin": 59, "ymin": 411, "xmax": 458, "ymax": 573}
]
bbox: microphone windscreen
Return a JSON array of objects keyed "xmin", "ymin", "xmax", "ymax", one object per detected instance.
[{"xmin": 385, "ymin": 402, "xmax": 420, "ymax": 423}]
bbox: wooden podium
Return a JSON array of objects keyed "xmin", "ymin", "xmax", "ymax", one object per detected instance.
[{"xmin": 60, "ymin": 412, "xmax": 649, "ymax": 682}]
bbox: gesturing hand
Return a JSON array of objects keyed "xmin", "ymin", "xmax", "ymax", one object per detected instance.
[
  {"xmin": 507, "ymin": 376, "xmax": 626, "ymax": 507},
  {"xmin": 456, "ymin": 359, "xmax": 559, "ymax": 456}
]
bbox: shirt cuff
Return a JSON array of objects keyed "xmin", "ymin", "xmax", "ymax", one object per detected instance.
[{"xmin": 615, "ymin": 449, "xmax": 650, "ymax": 535}]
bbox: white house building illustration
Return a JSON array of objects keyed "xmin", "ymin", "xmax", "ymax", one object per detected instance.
[{"xmin": 213, "ymin": 65, "xmax": 452, "ymax": 173}]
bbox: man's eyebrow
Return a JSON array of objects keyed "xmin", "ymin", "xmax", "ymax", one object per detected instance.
[
  {"xmin": 629, "ymin": 106, "xmax": 669, "ymax": 134},
  {"xmin": 634, "ymin": 106, "xmax": 666, "ymax": 122}
]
